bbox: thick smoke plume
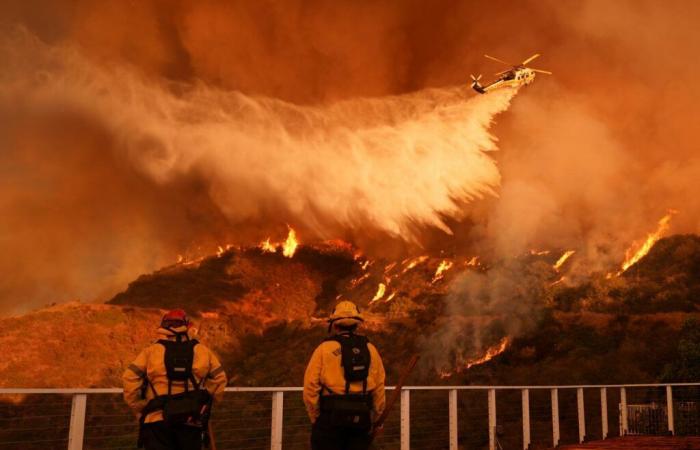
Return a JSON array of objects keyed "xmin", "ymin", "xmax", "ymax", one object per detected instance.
[
  {"xmin": 0, "ymin": 30, "xmax": 514, "ymax": 313},
  {"xmin": 3, "ymin": 0, "xmax": 700, "ymax": 316}
]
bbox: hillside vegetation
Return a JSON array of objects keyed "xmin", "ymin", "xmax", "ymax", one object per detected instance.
[{"xmin": 3, "ymin": 235, "xmax": 700, "ymax": 388}]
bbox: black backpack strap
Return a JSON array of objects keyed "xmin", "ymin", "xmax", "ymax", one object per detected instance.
[
  {"xmin": 146, "ymin": 375, "xmax": 158, "ymax": 397},
  {"xmin": 158, "ymin": 338, "xmax": 200, "ymax": 394},
  {"xmin": 189, "ymin": 339, "xmax": 201, "ymax": 389},
  {"xmin": 324, "ymin": 333, "xmax": 370, "ymax": 395}
]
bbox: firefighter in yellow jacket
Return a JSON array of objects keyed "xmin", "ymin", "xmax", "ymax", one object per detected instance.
[
  {"xmin": 123, "ymin": 309, "xmax": 227, "ymax": 450},
  {"xmin": 304, "ymin": 301, "xmax": 386, "ymax": 450}
]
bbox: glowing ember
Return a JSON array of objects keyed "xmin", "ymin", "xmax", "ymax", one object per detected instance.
[
  {"xmin": 350, "ymin": 272, "xmax": 371, "ymax": 288},
  {"xmin": 530, "ymin": 249, "xmax": 550, "ymax": 256},
  {"xmin": 432, "ymin": 260, "xmax": 454, "ymax": 283},
  {"xmin": 553, "ymin": 250, "xmax": 575, "ymax": 271},
  {"xmin": 385, "ymin": 292, "xmax": 396, "ymax": 302},
  {"xmin": 200, "ymin": 312, "xmax": 220, "ymax": 319},
  {"xmin": 361, "ymin": 260, "xmax": 371, "ymax": 271},
  {"xmin": 177, "ymin": 254, "xmax": 184, "ymax": 264},
  {"xmin": 616, "ymin": 210, "xmax": 677, "ymax": 276},
  {"xmin": 466, "ymin": 256, "xmax": 479, "ymax": 267},
  {"xmin": 282, "ymin": 227, "xmax": 298, "ymax": 258},
  {"xmin": 550, "ymin": 276, "xmax": 566, "ymax": 287},
  {"xmin": 370, "ymin": 283, "xmax": 386, "ymax": 303}
]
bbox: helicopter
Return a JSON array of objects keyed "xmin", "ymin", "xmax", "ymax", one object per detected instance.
[{"xmin": 471, "ymin": 53, "xmax": 551, "ymax": 94}]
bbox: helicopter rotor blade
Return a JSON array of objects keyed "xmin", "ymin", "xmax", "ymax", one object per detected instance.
[
  {"xmin": 484, "ymin": 54, "xmax": 512, "ymax": 66},
  {"xmin": 521, "ymin": 53, "xmax": 540, "ymax": 65},
  {"xmin": 531, "ymin": 68, "xmax": 552, "ymax": 75},
  {"xmin": 494, "ymin": 70, "xmax": 511, "ymax": 76}
]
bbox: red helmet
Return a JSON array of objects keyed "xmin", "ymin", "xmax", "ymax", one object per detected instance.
[{"xmin": 160, "ymin": 309, "xmax": 190, "ymax": 329}]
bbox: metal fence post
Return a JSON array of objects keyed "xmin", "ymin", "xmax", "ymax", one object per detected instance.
[
  {"xmin": 68, "ymin": 393, "xmax": 87, "ymax": 450},
  {"xmin": 488, "ymin": 389, "xmax": 497, "ymax": 450},
  {"xmin": 271, "ymin": 391, "xmax": 284, "ymax": 450},
  {"xmin": 551, "ymin": 388, "xmax": 560, "ymax": 447},
  {"xmin": 401, "ymin": 390, "xmax": 410, "ymax": 450},
  {"xmin": 577, "ymin": 388, "xmax": 586, "ymax": 443},
  {"xmin": 620, "ymin": 387, "xmax": 628, "ymax": 436},
  {"xmin": 666, "ymin": 385, "xmax": 674, "ymax": 435},
  {"xmin": 600, "ymin": 387, "xmax": 608, "ymax": 439},
  {"xmin": 522, "ymin": 389, "xmax": 530, "ymax": 450},
  {"xmin": 449, "ymin": 389, "xmax": 458, "ymax": 450}
]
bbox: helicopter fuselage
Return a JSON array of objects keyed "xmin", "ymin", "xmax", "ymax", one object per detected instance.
[{"xmin": 472, "ymin": 67, "xmax": 536, "ymax": 94}]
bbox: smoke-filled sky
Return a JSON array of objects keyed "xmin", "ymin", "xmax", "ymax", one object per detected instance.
[{"xmin": 2, "ymin": 0, "xmax": 700, "ymax": 315}]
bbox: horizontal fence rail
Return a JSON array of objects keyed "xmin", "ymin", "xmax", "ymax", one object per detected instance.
[{"xmin": 2, "ymin": 384, "xmax": 700, "ymax": 450}]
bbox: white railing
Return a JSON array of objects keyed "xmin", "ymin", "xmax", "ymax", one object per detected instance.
[{"xmin": 2, "ymin": 383, "xmax": 700, "ymax": 450}]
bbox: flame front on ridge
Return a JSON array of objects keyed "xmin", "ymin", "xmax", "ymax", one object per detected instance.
[{"xmin": 614, "ymin": 210, "xmax": 677, "ymax": 276}]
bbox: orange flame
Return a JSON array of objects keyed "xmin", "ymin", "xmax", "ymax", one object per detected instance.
[
  {"xmin": 466, "ymin": 256, "xmax": 479, "ymax": 267},
  {"xmin": 259, "ymin": 227, "xmax": 299, "ymax": 258},
  {"xmin": 616, "ymin": 210, "xmax": 677, "ymax": 276},
  {"xmin": 260, "ymin": 238, "xmax": 277, "ymax": 253},
  {"xmin": 401, "ymin": 256, "xmax": 429, "ymax": 274},
  {"xmin": 370, "ymin": 283, "xmax": 386, "ymax": 303},
  {"xmin": 553, "ymin": 250, "xmax": 575, "ymax": 271},
  {"xmin": 282, "ymin": 227, "xmax": 298, "ymax": 258},
  {"xmin": 440, "ymin": 337, "xmax": 510, "ymax": 379},
  {"xmin": 432, "ymin": 260, "xmax": 454, "ymax": 283},
  {"xmin": 464, "ymin": 337, "xmax": 509, "ymax": 370}
]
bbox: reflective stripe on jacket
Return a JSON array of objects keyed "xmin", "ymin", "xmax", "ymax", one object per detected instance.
[
  {"xmin": 122, "ymin": 326, "xmax": 227, "ymax": 423},
  {"xmin": 303, "ymin": 335, "xmax": 386, "ymax": 423}
]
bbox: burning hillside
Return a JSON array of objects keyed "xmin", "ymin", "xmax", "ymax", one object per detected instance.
[{"xmin": 3, "ymin": 224, "xmax": 700, "ymax": 388}]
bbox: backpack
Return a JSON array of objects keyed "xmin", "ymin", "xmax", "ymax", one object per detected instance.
[
  {"xmin": 320, "ymin": 333, "xmax": 373, "ymax": 430},
  {"xmin": 142, "ymin": 334, "xmax": 212, "ymax": 426}
]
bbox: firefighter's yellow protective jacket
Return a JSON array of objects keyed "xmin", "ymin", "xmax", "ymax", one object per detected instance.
[
  {"xmin": 122, "ymin": 326, "xmax": 227, "ymax": 423},
  {"xmin": 303, "ymin": 334, "xmax": 386, "ymax": 423}
]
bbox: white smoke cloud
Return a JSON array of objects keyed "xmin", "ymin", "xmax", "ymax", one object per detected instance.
[{"xmin": 2, "ymin": 31, "xmax": 517, "ymax": 240}]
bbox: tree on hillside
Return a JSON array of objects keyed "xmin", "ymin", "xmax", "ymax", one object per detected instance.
[{"xmin": 662, "ymin": 317, "xmax": 700, "ymax": 382}]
